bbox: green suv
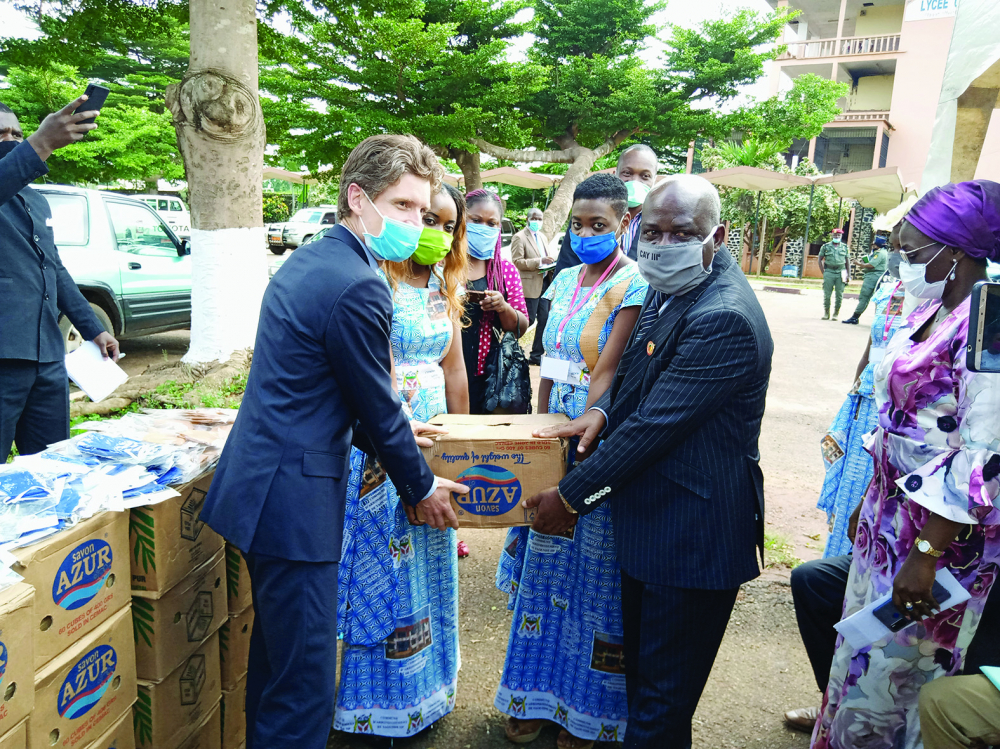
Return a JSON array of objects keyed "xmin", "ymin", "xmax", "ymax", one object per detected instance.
[{"xmin": 32, "ymin": 185, "xmax": 192, "ymax": 351}]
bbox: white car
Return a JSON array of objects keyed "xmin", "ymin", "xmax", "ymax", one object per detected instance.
[
  {"xmin": 134, "ymin": 194, "xmax": 192, "ymax": 240},
  {"xmin": 267, "ymin": 206, "xmax": 337, "ymax": 255}
]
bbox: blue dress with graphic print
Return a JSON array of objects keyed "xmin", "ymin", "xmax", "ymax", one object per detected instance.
[
  {"xmin": 494, "ymin": 262, "xmax": 646, "ymax": 742},
  {"xmin": 335, "ymin": 272, "xmax": 460, "ymax": 738}
]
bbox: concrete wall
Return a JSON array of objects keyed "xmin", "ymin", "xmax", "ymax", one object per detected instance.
[
  {"xmin": 855, "ymin": 5, "xmax": 904, "ymax": 36},
  {"xmin": 886, "ymin": 14, "xmax": 956, "ymax": 188},
  {"xmin": 848, "ymin": 75, "xmax": 895, "ymax": 111}
]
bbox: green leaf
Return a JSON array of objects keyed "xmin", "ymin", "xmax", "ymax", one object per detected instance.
[
  {"xmin": 130, "ymin": 509, "xmax": 156, "ymax": 573},
  {"xmin": 133, "ymin": 689, "xmax": 154, "ymax": 746}
]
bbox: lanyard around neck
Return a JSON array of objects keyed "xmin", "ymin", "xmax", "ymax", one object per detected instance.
[{"xmin": 556, "ymin": 253, "xmax": 622, "ymax": 349}]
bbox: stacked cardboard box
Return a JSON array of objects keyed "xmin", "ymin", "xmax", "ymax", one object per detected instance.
[
  {"xmin": 0, "ymin": 583, "xmax": 35, "ymax": 749},
  {"xmin": 130, "ymin": 472, "xmax": 226, "ymax": 749},
  {"xmin": 11, "ymin": 513, "xmax": 137, "ymax": 749},
  {"xmin": 219, "ymin": 546, "xmax": 251, "ymax": 749}
]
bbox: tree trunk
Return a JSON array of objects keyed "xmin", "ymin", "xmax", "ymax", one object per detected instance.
[
  {"xmin": 472, "ymin": 129, "xmax": 631, "ymax": 240},
  {"xmin": 450, "ymin": 148, "xmax": 482, "ymax": 192},
  {"xmin": 166, "ymin": 0, "xmax": 267, "ymax": 364}
]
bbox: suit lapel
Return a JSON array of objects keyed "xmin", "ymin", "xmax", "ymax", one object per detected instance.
[{"xmin": 525, "ymin": 229, "xmax": 539, "ymax": 256}]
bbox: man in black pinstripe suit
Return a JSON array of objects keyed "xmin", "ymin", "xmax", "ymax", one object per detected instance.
[{"xmin": 526, "ymin": 176, "xmax": 774, "ymax": 748}]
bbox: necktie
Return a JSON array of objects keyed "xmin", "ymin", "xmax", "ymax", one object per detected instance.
[{"xmin": 634, "ymin": 291, "xmax": 663, "ymax": 342}]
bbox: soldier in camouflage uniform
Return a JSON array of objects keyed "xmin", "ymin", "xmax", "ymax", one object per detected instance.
[
  {"xmin": 818, "ymin": 228, "xmax": 849, "ymax": 320},
  {"xmin": 842, "ymin": 234, "xmax": 888, "ymax": 324}
]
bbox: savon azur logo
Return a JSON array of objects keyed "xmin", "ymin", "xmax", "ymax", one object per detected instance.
[
  {"xmin": 52, "ymin": 539, "xmax": 113, "ymax": 611},
  {"xmin": 454, "ymin": 465, "xmax": 521, "ymax": 516},
  {"xmin": 58, "ymin": 644, "xmax": 117, "ymax": 719}
]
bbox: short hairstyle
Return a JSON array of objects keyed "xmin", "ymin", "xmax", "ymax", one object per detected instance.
[
  {"xmin": 656, "ymin": 174, "xmax": 722, "ymax": 226},
  {"xmin": 338, "ymin": 134, "xmax": 442, "ymax": 221},
  {"xmin": 0, "ymin": 101, "xmax": 13, "ymax": 114},
  {"xmin": 573, "ymin": 173, "xmax": 629, "ymax": 219},
  {"xmin": 617, "ymin": 144, "xmax": 658, "ymax": 170}
]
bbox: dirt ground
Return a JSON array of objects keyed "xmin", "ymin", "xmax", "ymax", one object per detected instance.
[{"xmin": 120, "ymin": 279, "xmax": 875, "ymax": 748}]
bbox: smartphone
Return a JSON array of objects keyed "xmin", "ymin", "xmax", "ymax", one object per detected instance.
[
  {"xmin": 465, "ymin": 290, "xmax": 486, "ymax": 304},
  {"xmin": 73, "ymin": 84, "xmax": 111, "ymax": 126},
  {"xmin": 873, "ymin": 581, "xmax": 950, "ymax": 631},
  {"xmin": 967, "ymin": 281, "xmax": 1000, "ymax": 372}
]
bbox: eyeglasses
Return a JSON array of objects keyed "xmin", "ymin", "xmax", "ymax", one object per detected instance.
[{"xmin": 899, "ymin": 241, "xmax": 945, "ymax": 264}]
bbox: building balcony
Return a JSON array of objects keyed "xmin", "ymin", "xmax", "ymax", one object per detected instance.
[
  {"xmin": 779, "ymin": 34, "xmax": 901, "ymax": 62},
  {"xmin": 834, "ymin": 110, "xmax": 892, "ymax": 126}
]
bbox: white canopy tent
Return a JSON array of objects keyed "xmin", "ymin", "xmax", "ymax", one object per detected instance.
[{"xmin": 700, "ymin": 166, "xmax": 912, "ymax": 276}]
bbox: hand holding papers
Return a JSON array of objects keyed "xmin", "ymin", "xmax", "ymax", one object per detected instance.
[{"xmin": 65, "ymin": 341, "xmax": 128, "ymax": 402}]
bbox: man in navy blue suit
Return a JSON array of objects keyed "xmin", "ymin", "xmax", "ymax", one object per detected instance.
[
  {"xmin": 200, "ymin": 135, "xmax": 468, "ymax": 749},
  {"xmin": 527, "ymin": 175, "xmax": 773, "ymax": 748}
]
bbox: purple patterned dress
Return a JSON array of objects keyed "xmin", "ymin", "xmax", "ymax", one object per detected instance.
[{"xmin": 811, "ymin": 297, "xmax": 1000, "ymax": 749}]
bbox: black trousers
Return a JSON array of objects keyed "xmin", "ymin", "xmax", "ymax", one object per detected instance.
[
  {"xmin": 244, "ymin": 552, "xmax": 339, "ymax": 749},
  {"xmin": 529, "ymin": 298, "xmax": 549, "ymax": 364},
  {"xmin": 0, "ymin": 359, "xmax": 69, "ymax": 461},
  {"xmin": 791, "ymin": 554, "xmax": 1000, "ymax": 696},
  {"xmin": 620, "ymin": 569, "xmax": 739, "ymax": 749},
  {"xmin": 524, "ymin": 296, "xmax": 540, "ymax": 327}
]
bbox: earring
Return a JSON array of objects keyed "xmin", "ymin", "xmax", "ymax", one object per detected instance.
[{"xmin": 950, "ymin": 263, "xmax": 957, "ymax": 281}]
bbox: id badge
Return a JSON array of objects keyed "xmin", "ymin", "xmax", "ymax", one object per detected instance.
[
  {"xmin": 869, "ymin": 346, "xmax": 886, "ymax": 365},
  {"xmin": 540, "ymin": 355, "xmax": 572, "ymax": 383}
]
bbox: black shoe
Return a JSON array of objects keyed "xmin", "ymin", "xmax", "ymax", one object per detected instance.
[{"xmin": 842, "ymin": 317, "xmax": 859, "ymax": 325}]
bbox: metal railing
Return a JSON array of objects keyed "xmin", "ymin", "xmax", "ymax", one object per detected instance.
[
  {"xmin": 835, "ymin": 110, "xmax": 891, "ymax": 122},
  {"xmin": 780, "ymin": 34, "xmax": 901, "ymax": 60}
]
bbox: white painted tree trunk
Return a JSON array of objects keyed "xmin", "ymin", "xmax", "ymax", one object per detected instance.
[{"xmin": 166, "ymin": 0, "xmax": 267, "ymax": 364}]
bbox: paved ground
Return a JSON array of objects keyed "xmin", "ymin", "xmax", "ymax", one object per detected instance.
[{"xmin": 120, "ymin": 271, "xmax": 876, "ymax": 748}]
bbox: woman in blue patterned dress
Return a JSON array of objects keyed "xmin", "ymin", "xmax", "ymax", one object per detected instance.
[
  {"xmin": 818, "ymin": 274, "xmax": 907, "ymax": 557},
  {"xmin": 496, "ymin": 174, "xmax": 648, "ymax": 749},
  {"xmin": 335, "ymin": 184, "xmax": 470, "ymax": 740}
]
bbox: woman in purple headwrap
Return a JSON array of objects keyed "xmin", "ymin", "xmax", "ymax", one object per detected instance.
[{"xmin": 812, "ymin": 181, "xmax": 1000, "ymax": 749}]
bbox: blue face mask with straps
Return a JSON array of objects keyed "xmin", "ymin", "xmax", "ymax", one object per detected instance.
[
  {"xmin": 358, "ymin": 189, "xmax": 423, "ymax": 262},
  {"xmin": 569, "ymin": 226, "xmax": 622, "ymax": 264},
  {"xmin": 467, "ymin": 221, "xmax": 500, "ymax": 260}
]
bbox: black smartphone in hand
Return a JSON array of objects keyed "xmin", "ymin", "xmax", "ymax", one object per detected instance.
[
  {"xmin": 73, "ymin": 84, "xmax": 110, "ymax": 126},
  {"xmin": 874, "ymin": 581, "xmax": 950, "ymax": 631}
]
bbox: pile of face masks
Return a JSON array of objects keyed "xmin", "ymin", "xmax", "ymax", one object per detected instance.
[{"xmin": 0, "ymin": 409, "xmax": 236, "ymax": 564}]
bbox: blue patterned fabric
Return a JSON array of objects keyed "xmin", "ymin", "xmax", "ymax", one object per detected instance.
[
  {"xmin": 817, "ymin": 279, "xmax": 906, "ymax": 557},
  {"xmin": 494, "ymin": 262, "xmax": 646, "ymax": 741},
  {"xmin": 335, "ymin": 272, "xmax": 461, "ymax": 738}
]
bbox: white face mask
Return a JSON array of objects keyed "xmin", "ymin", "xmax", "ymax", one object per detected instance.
[
  {"xmin": 897, "ymin": 244, "xmax": 955, "ymax": 300},
  {"xmin": 636, "ymin": 226, "xmax": 720, "ymax": 296}
]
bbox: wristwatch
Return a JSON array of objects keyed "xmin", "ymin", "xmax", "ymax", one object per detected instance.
[{"xmin": 915, "ymin": 538, "xmax": 944, "ymax": 558}]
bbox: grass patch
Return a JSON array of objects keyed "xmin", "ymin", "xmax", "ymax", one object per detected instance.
[{"xmin": 764, "ymin": 532, "xmax": 803, "ymax": 570}]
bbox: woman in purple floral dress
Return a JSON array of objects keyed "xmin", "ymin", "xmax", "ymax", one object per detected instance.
[{"xmin": 812, "ymin": 181, "xmax": 1000, "ymax": 749}]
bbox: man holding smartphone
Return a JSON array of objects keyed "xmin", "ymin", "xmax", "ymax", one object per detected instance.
[{"xmin": 0, "ymin": 94, "xmax": 119, "ymax": 462}]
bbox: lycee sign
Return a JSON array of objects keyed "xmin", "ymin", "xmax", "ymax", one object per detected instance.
[{"xmin": 905, "ymin": 0, "xmax": 960, "ymax": 21}]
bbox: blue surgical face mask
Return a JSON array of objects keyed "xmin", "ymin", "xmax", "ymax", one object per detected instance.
[
  {"xmin": 358, "ymin": 189, "xmax": 422, "ymax": 262},
  {"xmin": 467, "ymin": 221, "xmax": 500, "ymax": 260},
  {"xmin": 528, "ymin": 220, "xmax": 543, "ymax": 232},
  {"xmin": 569, "ymin": 222, "xmax": 623, "ymax": 264}
]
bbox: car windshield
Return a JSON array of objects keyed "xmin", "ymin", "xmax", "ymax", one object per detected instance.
[{"xmin": 290, "ymin": 210, "xmax": 322, "ymax": 224}]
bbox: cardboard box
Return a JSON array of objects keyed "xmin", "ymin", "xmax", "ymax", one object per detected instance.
[
  {"xmin": 223, "ymin": 547, "xmax": 250, "ymax": 616},
  {"xmin": 0, "ymin": 584, "xmax": 34, "ymax": 734},
  {"xmin": 12, "ymin": 512, "xmax": 130, "ymax": 669},
  {"xmin": 130, "ymin": 472, "xmax": 224, "ymax": 597},
  {"xmin": 177, "ymin": 705, "xmax": 220, "ymax": 749},
  {"xmin": 82, "ymin": 711, "xmax": 133, "ymax": 749},
  {"xmin": 218, "ymin": 607, "xmax": 252, "ymax": 692},
  {"xmin": 220, "ymin": 675, "xmax": 245, "ymax": 749},
  {"xmin": 0, "ymin": 720, "xmax": 26, "ymax": 749},
  {"xmin": 133, "ymin": 633, "xmax": 220, "ymax": 749},
  {"xmin": 421, "ymin": 414, "xmax": 570, "ymax": 528},
  {"xmin": 132, "ymin": 552, "xmax": 226, "ymax": 682},
  {"xmin": 29, "ymin": 605, "xmax": 137, "ymax": 749}
]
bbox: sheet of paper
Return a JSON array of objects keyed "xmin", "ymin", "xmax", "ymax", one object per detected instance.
[
  {"xmin": 834, "ymin": 568, "xmax": 972, "ymax": 650},
  {"xmin": 65, "ymin": 341, "xmax": 129, "ymax": 402},
  {"xmin": 981, "ymin": 666, "xmax": 1000, "ymax": 693}
]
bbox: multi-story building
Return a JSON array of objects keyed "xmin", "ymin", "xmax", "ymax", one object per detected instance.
[{"xmin": 766, "ymin": 0, "xmax": 979, "ymax": 190}]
